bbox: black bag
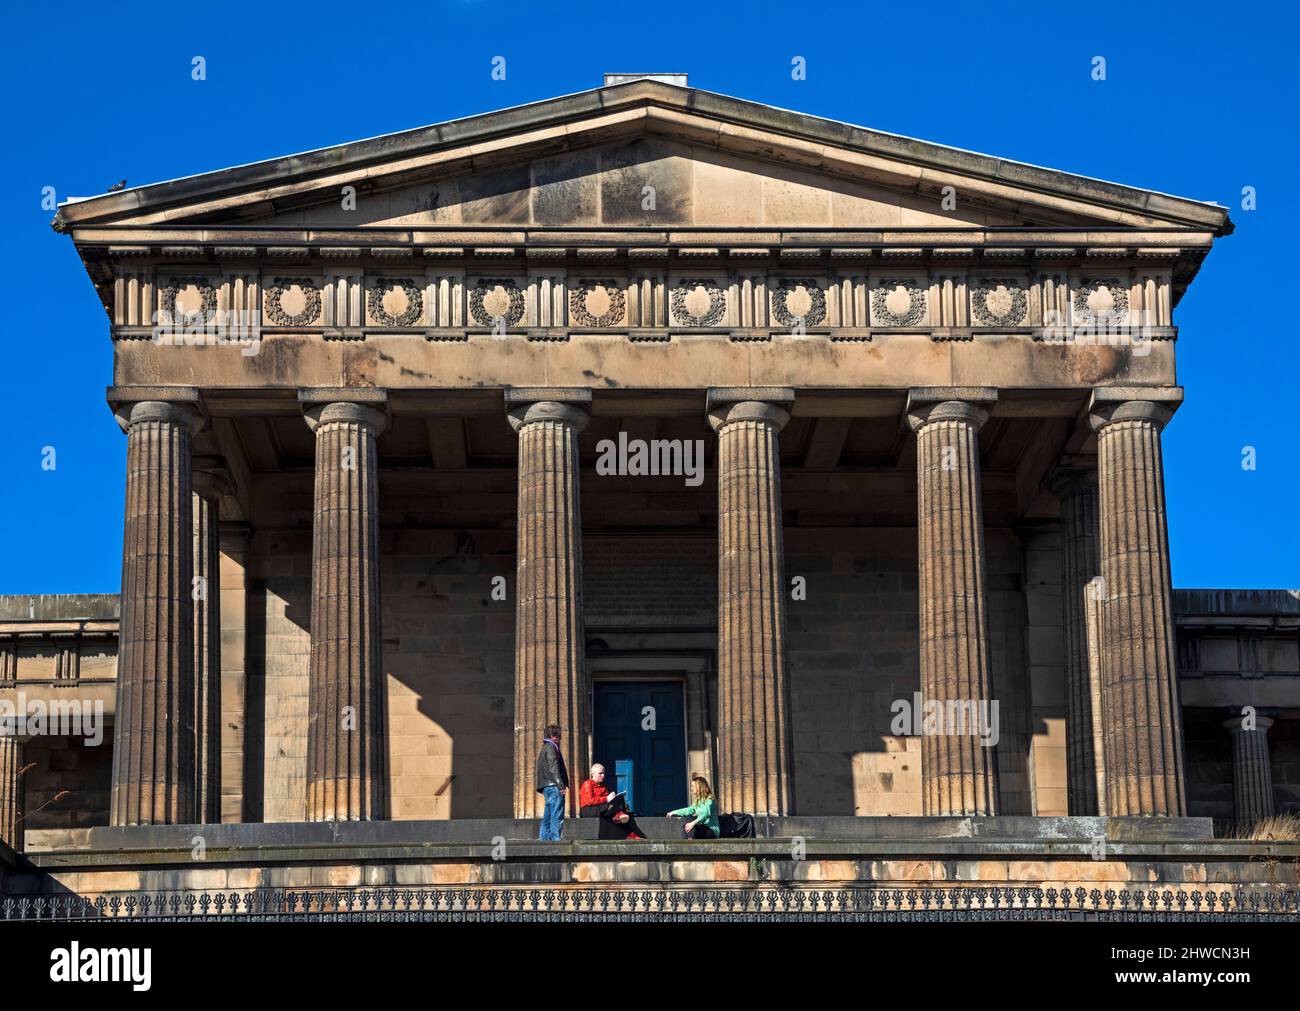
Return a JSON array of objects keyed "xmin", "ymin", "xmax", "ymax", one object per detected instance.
[{"xmin": 718, "ymin": 813, "xmax": 756, "ymax": 838}]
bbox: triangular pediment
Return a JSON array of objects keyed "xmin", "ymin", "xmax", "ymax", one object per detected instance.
[
  {"xmin": 233, "ymin": 137, "xmax": 1037, "ymax": 230},
  {"xmin": 53, "ymin": 80, "xmax": 1231, "ymax": 234}
]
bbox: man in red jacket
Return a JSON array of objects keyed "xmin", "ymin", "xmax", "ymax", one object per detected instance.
[{"xmin": 578, "ymin": 764, "xmax": 644, "ymax": 840}]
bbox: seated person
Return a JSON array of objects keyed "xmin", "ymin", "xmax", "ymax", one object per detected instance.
[
  {"xmin": 666, "ymin": 776, "xmax": 720, "ymax": 839},
  {"xmin": 578, "ymin": 764, "xmax": 644, "ymax": 840}
]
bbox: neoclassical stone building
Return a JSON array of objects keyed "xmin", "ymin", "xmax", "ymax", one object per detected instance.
[{"xmin": 9, "ymin": 75, "xmax": 1296, "ymax": 882}]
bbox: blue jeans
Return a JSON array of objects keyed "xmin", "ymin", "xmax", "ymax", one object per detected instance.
[{"xmin": 539, "ymin": 785, "xmax": 565, "ymax": 841}]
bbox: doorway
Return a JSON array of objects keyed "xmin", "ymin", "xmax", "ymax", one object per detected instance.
[{"xmin": 591, "ymin": 680, "xmax": 688, "ymax": 816}]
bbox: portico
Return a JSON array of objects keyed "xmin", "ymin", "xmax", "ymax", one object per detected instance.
[{"xmin": 47, "ymin": 76, "xmax": 1237, "ymax": 831}]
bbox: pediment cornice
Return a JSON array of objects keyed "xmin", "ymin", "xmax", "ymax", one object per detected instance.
[{"xmin": 53, "ymin": 81, "xmax": 1232, "ymax": 236}]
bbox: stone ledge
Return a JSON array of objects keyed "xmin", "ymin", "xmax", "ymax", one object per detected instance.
[
  {"xmin": 71, "ymin": 814, "xmax": 1213, "ymax": 850},
  {"xmin": 14, "ymin": 815, "xmax": 1251, "ymax": 871}
]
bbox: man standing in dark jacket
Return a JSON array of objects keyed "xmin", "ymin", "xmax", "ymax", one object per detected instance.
[{"xmin": 536, "ymin": 724, "xmax": 568, "ymax": 840}]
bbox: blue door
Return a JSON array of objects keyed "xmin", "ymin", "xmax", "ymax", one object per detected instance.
[{"xmin": 592, "ymin": 681, "xmax": 688, "ymax": 816}]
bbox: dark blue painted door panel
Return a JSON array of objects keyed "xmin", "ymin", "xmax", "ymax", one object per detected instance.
[{"xmin": 592, "ymin": 681, "xmax": 687, "ymax": 816}]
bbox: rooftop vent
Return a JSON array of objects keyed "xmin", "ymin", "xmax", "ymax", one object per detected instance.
[{"xmin": 604, "ymin": 73, "xmax": 688, "ymax": 88}]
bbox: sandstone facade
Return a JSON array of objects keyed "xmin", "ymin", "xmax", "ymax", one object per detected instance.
[{"xmin": 8, "ymin": 77, "xmax": 1294, "ymax": 863}]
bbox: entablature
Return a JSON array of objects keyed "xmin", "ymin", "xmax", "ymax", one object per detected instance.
[{"xmin": 85, "ymin": 227, "xmax": 1204, "ymax": 346}]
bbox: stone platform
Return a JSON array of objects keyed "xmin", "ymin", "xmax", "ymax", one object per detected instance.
[{"xmin": 3, "ymin": 817, "xmax": 1295, "ymax": 900}]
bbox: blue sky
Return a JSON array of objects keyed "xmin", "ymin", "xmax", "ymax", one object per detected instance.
[{"xmin": 1, "ymin": 0, "xmax": 1296, "ymax": 592}]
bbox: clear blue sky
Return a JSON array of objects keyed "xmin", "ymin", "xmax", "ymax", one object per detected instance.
[{"xmin": 1, "ymin": 0, "xmax": 1296, "ymax": 592}]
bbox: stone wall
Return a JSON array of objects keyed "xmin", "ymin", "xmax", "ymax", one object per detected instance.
[
  {"xmin": 22, "ymin": 736, "xmax": 112, "ymax": 831},
  {"xmin": 237, "ymin": 464, "xmax": 1060, "ymax": 822}
]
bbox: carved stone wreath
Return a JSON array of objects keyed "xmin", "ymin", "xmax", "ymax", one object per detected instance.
[
  {"xmin": 1072, "ymin": 278, "xmax": 1130, "ymax": 326},
  {"xmin": 670, "ymin": 278, "xmax": 726, "ymax": 327},
  {"xmin": 970, "ymin": 278, "xmax": 1028, "ymax": 326},
  {"xmin": 772, "ymin": 279, "xmax": 827, "ymax": 327},
  {"xmin": 366, "ymin": 278, "xmax": 424, "ymax": 327},
  {"xmin": 469, "ymin": 279, "xmax": 525, "ymax": 328},
  {"xmin": 568, "ymin": 280, "xmax": 626, "ymax": 327},
  {"xmin": 870, "ymin": 279, "xmax": 927, "ymax": 327},
  {"xmin": 264, "ymin": 277, "xmax": 322, "ymax": 326},
  {"xmin": 159, "ymin": 276, "xmax": 218, "ymax": 326}
]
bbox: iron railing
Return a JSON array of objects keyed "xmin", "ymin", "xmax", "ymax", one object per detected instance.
[{"xmin": 3, "ymin": 885, "xmax": 1299, "ymax": 922}]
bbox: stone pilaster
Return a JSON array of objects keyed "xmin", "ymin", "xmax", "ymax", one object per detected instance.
[
  {"xmin": 1047, "ymin": 466, "xmax": 1102, "ymax": 815},
  {"xmin": 708, "ymin": 388, "xmax": 795, "ymax": 816},
  {"xmin": 1089, "ymin": 388, "xmax": 1186, "ymax": 816},
  {"xmin": 0, "ymin": 734, "xmax": 23, "ymax": 853},
  {"xmin": 906, "ymin": 387, "xmax": 999, "ymax": 816},
  {"xmin": 111, "ymin": 398, "xmax": 205, "ymax": 825},
  {"xmin": 218, "ymin": 522, "xmax": 251, "ymax": 823},
  {"xmin": 302, "ymin": 392, "xmax": 389, "ymax": 821},
  {"xmin": 507, "ymin": 389, "xmax": 590, "ymax": 819},
  {"xmin": 191, "ymin": 461, "xmax": 230, "ymax": 825},
  {"xmin": 1221, "ymin": 709, "xmax": 1276, "ymax": 829}
]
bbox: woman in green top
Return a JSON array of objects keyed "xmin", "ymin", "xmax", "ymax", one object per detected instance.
[{"xmin": 667, "ymin": 776, "xmax": 720, "ymax": 839}]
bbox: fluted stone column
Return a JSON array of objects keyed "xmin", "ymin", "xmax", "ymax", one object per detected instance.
[
  {"xmin": 1222, "ymin": 710, "xmax": 1275, "ymax": 829},
  {"xmin": 0, "ymin": 735, "xmax": 23, "ymax": 853},
  {"xmin": 906, "ymin": 387, "xmax": 999, "ymax": 816},
  {"xmin": 1089, "ymin": 388, "xmax": 1186, "ymax": 816},
  {"xmin": 111, "ymin": 398, "xmax": 204, "ymax": 825},
  {"xmin": 1048, "ymin": 466, "xmax": 1102, "ymax": 814},
  {"xmin": 507, "ymin": 389, "xmax": 590, "ymax": 819},
  {"xmin": 708, "ymin": 388, "xmax": 795, "ymax": 816},
  {"xmin": 191, "ymin": 462, "xmax": 229, "ymax": 825},
  {"xmin": 302, "ymin": 393, "xmax": 389, "ymax": 821},
  {"xmin": 1084, "ymin": 576, "xmax": 1108, "ymax": 815}
]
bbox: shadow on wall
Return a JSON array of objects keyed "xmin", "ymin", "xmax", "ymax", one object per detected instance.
[
  {"xmin": 243, "ymin": 526, "xmax": 518, "ymax": 822},
  {"xmin": 785, "ymin": 527, "xmax": 1047, "ymax": 817},
  {"xmin": 382, "ymin": 528, "xmax": 516, "ymax": 819}
]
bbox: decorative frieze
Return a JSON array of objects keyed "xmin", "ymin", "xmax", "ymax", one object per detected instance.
[
  {"xmin": 969, "ymin": 277, "xmax": 1028, "ymax": 327},
  {"xmin": 628, "ymin": 271, "xmax": 666, "ymax": 327},
  {"xmin": 113, "ymin": 264, "xmax": 155, "ymax": 327},
  {"xmin": 528, "ymin": 272, "xmax": 567, "ymax": 327},
  {"xmin": 733, "ymin": 274, "xmax": 768, "ymax": 327},
  {"xmin": 1072, "ymin": 276, "xmax": 1129, "ymax": 327},
  {"xmin": 424, "ymin": 271, "xmax": 465, "ymax": 328},
  {"xmin": 322, "ymin": 271, "xmax": 363, "ymax": 328},
  {"xmin": 366, "ymin": 277, "xmax": 424, "ymax": 327},
  {"xmin": 469, "ymin": 277, "xmax": 526, "ymax": 328},
  {"xmin": 568, "ymin": 279, "xmax": 626, "ymax": 327},
  {"xmin": 870, "ymin": 277, "xmax": 927, "ymax": 327},
  {"xmin": 264, "ymin": 278, "xmax": 322, "ymax": 326},
  {"xmin": 116, "ymin": 250, "xmax": 1176, "ymax": 340},
  {"xmin": 670, "ymin": 277, "xmax": 728, "ymax": 327},
  {"xmin": 932, "ymin": 274, "xmax": 968, "ymax": 328},
  {"xmin": 832, "ymin": 274, "xmax": 870, "ymax": 327},
  {"xmin": 159, "ymin": 276, "xmax": 218, "ymax": 326},
  {"xmin": 770, "ymin": 277, "xmax": 827, "ymax": 328}
]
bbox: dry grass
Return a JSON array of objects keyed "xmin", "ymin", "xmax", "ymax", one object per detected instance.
[{"xmin": 1237, "ymin": 813, "xmax": 1300, "ymax": 842}]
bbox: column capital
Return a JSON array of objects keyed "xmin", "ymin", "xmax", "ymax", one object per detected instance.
[
  {"xmin": 706, "ymin": 387, "xmax": 794, "ymax": 432},
  {"xmin": 111, "ymin": 395, "xmax": 206, "ymax": 435},
  {"xmin": 191, "ymin": 456, "xmax": 233, "ymax": 501},
  {"xmin": 905, "ymin": 386, "xmax": 997, "ymax": 433},
  {"xmin": 1088, "ymin": 386, "xmax": 1182, "ymax": 433},
  {"xmin": 505, "ymin": 388, "xmax": 591, "ymax": 432},
  {"xmin": 1220, "ymin": 707, "xmax": 1278, "ymax": 734},
  {"xmin": 299, "ymin": 388, "xmax": 390, "ymax": 435},
  {"xmin": 1044, "ymin": 462, "xmax": 1098, "ymax": 500}
]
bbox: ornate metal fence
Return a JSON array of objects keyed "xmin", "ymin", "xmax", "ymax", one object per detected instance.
[{"xmin": 4, "ymin": 885, "xmax": 1299, "ymax": 922}]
